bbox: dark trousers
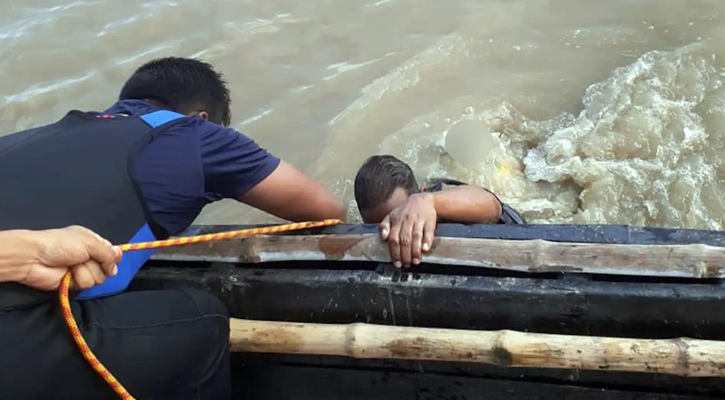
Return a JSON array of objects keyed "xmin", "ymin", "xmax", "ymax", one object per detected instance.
[{"xmin": 0, "ymin": 282, "xmax": 231, "ymax": 400}]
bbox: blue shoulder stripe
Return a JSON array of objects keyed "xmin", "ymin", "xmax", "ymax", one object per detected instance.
[
  {"xmin": 75, "ymin": 224, "xmax": 157, "ymax": 300},
  {"xmin": 140, "ymin": 110, "xmax": 185, "ymax": 128}
]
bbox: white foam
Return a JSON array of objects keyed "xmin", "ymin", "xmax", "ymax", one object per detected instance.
[{"xmin": 362, "ymin": 42, "xmax": 725, "ymax": 229}]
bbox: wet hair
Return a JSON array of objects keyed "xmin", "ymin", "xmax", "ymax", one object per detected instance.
[
  {"xmin": 119, "ymin": 57, "xmax": 232, "ymax": 126},
  {"xmin": 354, "ymin": 155, "xmax": 419, "ymax": 218}
]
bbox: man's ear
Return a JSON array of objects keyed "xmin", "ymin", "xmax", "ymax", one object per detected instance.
[{"xmin": 188, "ymin": 110, "xmax": 209, "ymax": 121}]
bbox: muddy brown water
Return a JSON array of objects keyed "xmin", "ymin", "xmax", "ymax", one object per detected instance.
[{"xmin": 2, "ymin": 0, "xmax": 724, "ymax": 229}]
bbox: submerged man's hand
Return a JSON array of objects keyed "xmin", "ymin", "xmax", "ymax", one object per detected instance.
[
  {"xmin": 17, "ymin": 226, "xmax": 122, "ymax": 291},
  {"xmin": 379, "ymin": 193, "xmax": 437, "ymax": 268}
]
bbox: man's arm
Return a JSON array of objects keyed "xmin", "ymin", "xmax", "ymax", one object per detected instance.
[
  {"xmin": 200, "ymin": 126, "xmax": 347, "ymax": 223},
  {"xmin": 380, "ymin": 185, "xmax": 502, "ymax": 267},
  {"xmin": 239, "ymin": 160, "xmax": 347, "ymax": 222},
  {"xmin": 0, "ymin": 230, "xmax": 35, "ymax": 283},
  {"xmin": 430, "ymin": 185, "xmax": 502, "ymax": 224},
  {"xmin": 0, "ymin": 226, "xmax": 121, "ymax": 290}
]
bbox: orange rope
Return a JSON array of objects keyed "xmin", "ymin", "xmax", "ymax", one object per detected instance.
[
  {"xmin": 59, "ymin": 273, "xmax": 136, "ymax": 399},
  {"xmin": 58, "ymin": 219, "xmax": 342, "ymax": 400},
  {"xmin": 117, "ymin": 219, "xmax": 341, "ymax": 251}
]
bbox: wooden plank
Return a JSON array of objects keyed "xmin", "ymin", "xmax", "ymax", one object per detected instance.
[
  {"xmin": 151, "ymin": 234, "xmax": 725, "ymax": 279},
  {"xmin": 229, "ymin": 318, "xmax": 725, "ymax": 378}
]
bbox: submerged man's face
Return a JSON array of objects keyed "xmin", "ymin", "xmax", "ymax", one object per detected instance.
[{"xmin": 361, "ymin": 187, "xmax": 412, "ymax": 223}]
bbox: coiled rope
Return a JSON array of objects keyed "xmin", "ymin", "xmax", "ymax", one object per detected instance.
[{"xmin": 58, "ymin": 219, "xmax": 342, "ymax": 400}]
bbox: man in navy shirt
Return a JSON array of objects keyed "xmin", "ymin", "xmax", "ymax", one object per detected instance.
[
  {"xmin": 0, "ymin": 57, "xmax": 345, "ymax": 400},
  {"xmin": 108, "ymin": 61, "xmax": 346, "ymax": 239}
]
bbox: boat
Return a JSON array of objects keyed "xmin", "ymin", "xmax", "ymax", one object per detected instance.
[{"xmin": 130, "ymin": 223, "xmax": 725, "ymax": 400}]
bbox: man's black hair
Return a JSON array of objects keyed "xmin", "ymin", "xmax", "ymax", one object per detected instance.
[
  {"xmin": 119, "ymin": 57, "xmax": 232, "ymax": 126},
  {"xmin": 354, "ymin": 155, "xmax": 419, "ymax": 216}
]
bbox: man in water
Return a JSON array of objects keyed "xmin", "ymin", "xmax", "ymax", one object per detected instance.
[
  {"xmin": 354, "ymin": 154, "xmax": 524, "ymax": 268},
  {"xmin": 0, "ymin": 57, "xmax": 345, "ymax": 399}
]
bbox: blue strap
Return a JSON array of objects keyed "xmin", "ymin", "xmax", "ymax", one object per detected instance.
[
  {"xmin": 76, "ymin": 224, "xmax": 157, "ymax": 300},
  {"xmin": 139, "ymin": 110, "xmax": 185, "ymax": 128}
]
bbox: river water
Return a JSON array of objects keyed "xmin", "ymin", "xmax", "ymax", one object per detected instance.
[{"xmin": 2, "ymin": 0, "xmax": 724, "ymax": 229}]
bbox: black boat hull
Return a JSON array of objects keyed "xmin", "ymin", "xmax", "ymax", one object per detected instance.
[{"xmin": 133, "ymin": 223, "xmax": 725, "ymax": 399}]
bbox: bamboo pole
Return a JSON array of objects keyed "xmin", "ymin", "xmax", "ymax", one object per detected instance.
[
  {"xmin": 229, "ymin": 318, "xmax": 725, "ymax": 377},
  {"xmin": 152, "ymin": 234, "xmax": 725, "ymax": 279}
]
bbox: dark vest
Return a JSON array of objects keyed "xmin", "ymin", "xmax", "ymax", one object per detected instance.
[
  {"xmin": 423, "ymin": 177, "xmax": 526, "ymax": 225},
  {"xmin": 0, "ymin": 109, "xmax": 186, "ymax": 299}
]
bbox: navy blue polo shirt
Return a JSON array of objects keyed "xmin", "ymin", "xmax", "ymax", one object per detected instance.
[{"xmin": 102, "ymin": 100, "xmax": 281, "ymax": 237}]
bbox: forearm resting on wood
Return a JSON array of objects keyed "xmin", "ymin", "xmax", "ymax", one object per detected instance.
[
  {"xmin": 240, "ymin": 161, "xmax": 347, "ymax": 222},
  {"xmin": 432, "ymin": 186, "xmax": 501, "ymax": 223},
  {"xmin": 278, "ymin": 187, "xmax": 347, "ymax": 222},
  {"xmin": 0, "ymin": 230, "xmax": 38, "ymax": 283}
]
